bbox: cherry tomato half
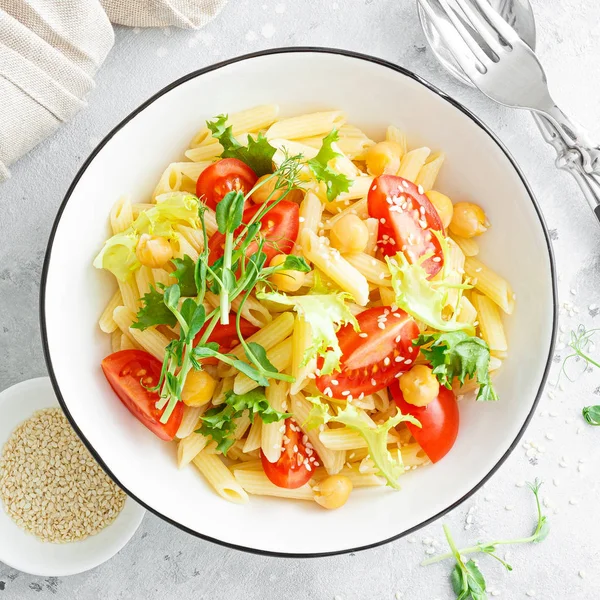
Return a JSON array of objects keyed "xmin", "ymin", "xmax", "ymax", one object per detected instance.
[
  {"xmin": 208, "ymin": 200, "xmax": 299, "ymax": 265},
  {"xmin": 194, "ymin": 315, "xmax": 259, "ymax": 364},
  {"xmin": 368, "ymin": 175, "xmax": 445, "ymax": 278},
  {"xmin": 101, "ymin": 350, "xmax": 183, "ymax": 441},
  {"xmin": 261, "ymin": 419, "xmax": 318, "ymax": 488},
  {"xmin": 316, "ymin": 306, "xmax": 419, "ymax": 399},
  {"xmin": 390, "ymin": 382, "xmax": 459, "ymax": 463},
  {"xmin": 196, "ymin": 158, "xmax": 258, "ymax": 210}
]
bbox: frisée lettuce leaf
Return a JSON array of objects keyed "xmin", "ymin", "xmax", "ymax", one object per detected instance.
[
  {"xmin": 257, "ymin": 289, "xmax": 358, "ymax": 375},
  {"xmin": 305, "ymin": 397, "xmax": 421, "ymax": 489}
]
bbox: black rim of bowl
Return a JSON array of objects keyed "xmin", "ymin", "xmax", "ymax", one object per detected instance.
[{"xmin": 40, "ymin": 46, "xmax": 558, "ymax": 558}]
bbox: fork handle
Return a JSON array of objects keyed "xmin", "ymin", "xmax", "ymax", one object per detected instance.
[
  {"xmin": 536, "ymin": 104, "xmax": 600, "ymax": 175},
  {"xmin": 533, "ymin": 113, "xmax": 600, "ymax": 223}
]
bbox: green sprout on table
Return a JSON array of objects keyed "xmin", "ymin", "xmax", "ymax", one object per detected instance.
[{"xmin": 422, "ymin": 480, "xmax": 549, "ymax": 600}]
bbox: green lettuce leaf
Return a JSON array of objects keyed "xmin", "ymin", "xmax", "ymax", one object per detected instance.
[
  {"xmin": 386, "ymin": 232, "xmax": 474, "ymax": 333},
  {"xmin": 307, "ymin": 129, "xmax": 352, "ymax": 202},
  {"xmin": 257, "ymin": 289, "xmax": 358, "ymax": 374},
  {"xmin": 93, "ymin": 193, "xmax": 200, "ymax": 281},
  {"xmin": 132, "ymin": 285, "xmax": 177, "ymax": 330},
  {"xmin": 414, "ymin": 332, "xmax": 498, "ymax": 401},
  {"xmin": 92, "ymin": 230, "xmax": 140, "ymax": 282},
  {"xmin": 207, "ymin": 114, "xmax": 276, "ymax": 176},
  {"xmin": 305, "ymin": 397, "xmax": 421, "ymax": 489},
  {"xmin": 197, "ymin": 388, "xmax": 290, "ymax": 454}
]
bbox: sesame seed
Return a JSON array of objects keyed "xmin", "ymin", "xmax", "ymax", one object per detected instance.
[
  {"xmin": 358, "ymin": 332, "xmax": 368, "ymax": 338},
  {"xmin": 417, "ymin": 185, "xmax": 424, "ymax": 194}
]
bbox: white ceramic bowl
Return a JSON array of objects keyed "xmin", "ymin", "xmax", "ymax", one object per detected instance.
[
  {"xmin": 0, "ymin": 378, "xmax": 145, "ymax": 576},
  {"xmin": 41, "ymin": 48, "xmax": 557, "ymax": 557}
]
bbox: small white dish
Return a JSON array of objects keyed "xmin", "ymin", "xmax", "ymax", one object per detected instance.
[{"xmin": 0, "ymin": 377, "xmax": 145, "ymax": 577}]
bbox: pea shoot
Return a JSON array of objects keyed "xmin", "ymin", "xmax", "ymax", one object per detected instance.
[{"xmin": 422, "ymin": 480, "xmax": 549, "ymax": 600}]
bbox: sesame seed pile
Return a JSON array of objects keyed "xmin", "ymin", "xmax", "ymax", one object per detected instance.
[{"xmin": 0, "ymin": 408, "xmax": 126, "ymax": 543}]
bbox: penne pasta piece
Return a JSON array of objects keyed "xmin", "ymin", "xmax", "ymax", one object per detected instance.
[
  {"xmin": 312, "ymin": 465, "xmax": 385, "ymax": 488},
  {"xmin": 323, "ymin": 198, "xmax": 369, "ymax": 229},
  {"xmin": 442, "ymin": 238, "xmax": 465, "ymax": 311},
  {"xmin": 319, "ymin": 428, "xmax": 397, "ymax": 451},
  {"xmin": 415, "ymin": 151, "xmax": 445, "ymax": 192},
  {"xmin": 177, "ymin": 432, "xmax": 208, "ymax": 468},
  {"xmin": 457, "ymin": 295, "xmax": 478, "ymax": 325},
  {"xmin": 471, "ymin": 292, "xmax": 508, "ymax": 353},
  {"xmin": 189, "ymin": 105, "xmax": 279, "ymax": 147},
  {"xmin": 450, "ymin": 233, "xmax": 479, "ymax": 257},
  {"xmin": 234, "ymin": 411, "xmax": 252, "ymax": 440},
  {"xmin": 134, "ymin": 266, "xmax": 154, "ymax": 299},
  {"xmin": 120, "ymin": 333, "xmax": 139, "ymax": 350},
  {"xmin": 113, "ymin": 306, "xmax": 169, "ymax": 361},
  {"xmin": 233, "ymin": 338, "xmax": 293, "ymax": 395},
  {"xmin": 110, "ymin": 195, "xmax": 133, "ymax": 234},
  {"xmin": 234, "ymin": 470, "xmax": 314, "ymax": 500},
  {"xmin": 298, "ymin": 191, "xmax": 324, "ymax": 239},
  {"xmin": 401, "ymin": 443, "xmax": 430, "ymax": 468},
  {"xmin": 176, "ymin": 404, "xmax": 208, "ymax": 439},
  {"xmin": 185, "ymin": 133, "xmax": 253, "ymax": 162},
  {"xmin": 243, "ymin": 417, "xmax": 263, "ymax": 453},
  {"xmin": 266, "ymin": 110, "xmax": 346, "ymax": 140},
  {"xmin": 193, "ymin": 451, "xmax": 249, "ymax": 504},
  {"xmin": 327, "ymin": 176, "xmax": 374, "ymax": 208},
  {"xmin": 343, "ymin": 252, "xmax": 392, "ymax": 287},
  {"xmin": 290, "ymin": 317, "xmax": 316, "ymax": 395},
  {"xmin": 397, "ymin": 147, "xmax": 431, "ymax": 183},
  {"xmin": 152, "ymin": 268, "xmax": 175, "ymax": 288},
  {"xmin": 386, "ymin": 125, "xmax": 408, "ymax": 156},
  {"xmin": 212, "ymin": 376, "xmax": 234, "ymax": 406},
  {"xmin": 464, "ymin": 257, "xmax": 515, "ymax": 314},
  {"xmin": 174, "ymin": 160, "xmax": 213, "ymax": 181},
  {"xmin": 290, "ymin": 393, "xmax": 345, "ymax": 475},
  {"xmin": 118, "ymin": 278, "xmax": 140, "ymax": 313},
  {"xmin": 173, "ymin": 233, "xmax": 199, "ymax": 262},
  {"xmin": 229, "ymin": 460, "xmax": 263, "ymax": 472},
  {"xmin": 99, "ymin": 289, "xmax": 122, "ymax": 333},
  {"xmin": 110, "ymin": 329, "xmax": 121, "ymax": 353},
  {"xmin": 174, "ymin": 224, "xmax": 204, "ymax": 254},
  {"xmin": 204, "ymin": 292, "xmax": 272, "ymax": 328},
  {"xmin": 152, "ymin": 164, "xmax": 183, "ymax": 199},
  {"xmin": 379, "ymin": 286, "xmax": 396, "ymax": 306},
  {"xmin": 261, "ymin": 381, "xmax": 289, "ymax": 463},
  {"xmin": 203, "ymin": 208, "xmax": 218, "ymax": 237},
  {"xmin": 301, "ymin": 230, "xmax": 369, "ymax": 305}
]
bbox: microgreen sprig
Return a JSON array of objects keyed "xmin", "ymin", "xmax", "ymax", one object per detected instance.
[{"xmin": 422, "ymin": 480, "xmax": 549, "ymax": 600}]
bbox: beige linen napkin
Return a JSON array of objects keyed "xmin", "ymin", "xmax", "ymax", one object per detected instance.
[{"xmin": 0, "ymin": 0, "xmax": 227, "ymax": 181}]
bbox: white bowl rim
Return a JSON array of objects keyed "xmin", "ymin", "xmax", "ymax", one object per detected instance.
[{"xmin": 39, "ymin": 47, "xmax": 558, "ymax": 558}]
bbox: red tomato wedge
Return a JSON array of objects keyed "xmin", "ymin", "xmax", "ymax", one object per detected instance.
[
  {"xmin": 208, "ymin": 200, "xmax": 299, "ymax": 265},
  {"xmin": 390, "ymin": 382, "xmax": 459, "ymax": 463},
  {"xmin": 196, "ymin": 158, "xmax": 258, "ymax": 211},
  {"xmin": 316, "ymin": 307, "xmax": 419, "ymax": 399},
  {"xmin": 101, "ymin": 350, "xmax": 183, "ymax": 441},
  {"xmin": 194, "ymin": 315, "xmax": 259, "ymax": 364},
  {"xmin": 368, "ymin": 175, "xmax": 445, "ymax": 278},
  {"xmin": 261, "ymin": 419, "xmax": 318, "ymax": 489}
]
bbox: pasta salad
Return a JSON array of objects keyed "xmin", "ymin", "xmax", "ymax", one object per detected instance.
[{"xmin": 94, "ymin": 105, "xmax": 514, "ymax": 509}]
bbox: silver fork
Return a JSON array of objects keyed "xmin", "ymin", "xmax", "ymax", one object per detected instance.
[{"xmin": 418, "ymin": 0, "xmax": 600, "ymax": 175}]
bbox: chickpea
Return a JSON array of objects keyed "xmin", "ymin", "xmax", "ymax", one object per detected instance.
[
  {"xmin": 181, "ymin": 370, "xmax": 217, "ymax": 407},
  {"xmin": 365, "ymin": 141, "xmax": 403, "ymax": 176},
  {"xmin": 252, "ymin": 174, "xmax": 303, "ymax": 204},
  {"xmin": 449, "ymin": 202, "xmax": 489, "ymax": 238},
  {"xmin": 314, "ymin": 475, "xmax": 353, "ymax": 510},
  {"xmin": 399, "ymin": 364, "xmax": 440, "ymax": 407},
  {"xmin": 425, "ymin": 190, "xmax": 454, "ymax": 230},
  {"xmin": 136, "ymin": 234, "xmax": 173, "ymax": 269},
  {"xmin": 269, "ymin": 254, "xmax": 306, "ymax": 292},
  {"xmin": 330, "ymin": 214, "xmax": 370, "ymax": 254}
]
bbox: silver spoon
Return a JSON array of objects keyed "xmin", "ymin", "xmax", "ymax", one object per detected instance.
[{"xmin": 417, "ymin": 0, "xmax": 600, "ymax": 221}]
